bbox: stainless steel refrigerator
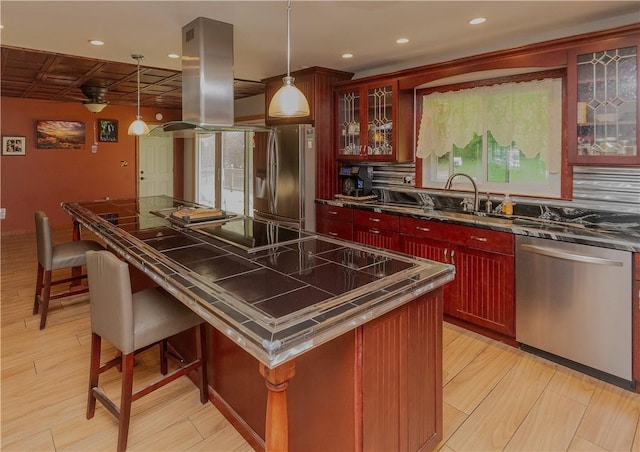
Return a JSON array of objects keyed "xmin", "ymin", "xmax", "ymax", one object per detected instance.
[{"xmin": 253, "ymin": 124, "xmax": 316, "ymax": 230}]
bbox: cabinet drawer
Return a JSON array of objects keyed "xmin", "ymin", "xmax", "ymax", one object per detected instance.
[
  {"xmin": 400, "ymin": 217, "xmax": 451, "ymax": 241},
  {"xmin": 318, "ymin": 218, "xmax": 353, "ymax": 241},
  {"xmin": 316, "ymin": 204, "xmax": 353, "ymax": 223},
  {"xmin": 400, "ymin": 217, "xmax": 513, "ymax": 255},
  {"xmin": 459, "ymin": 227, "xmax": 513, "ymax": 255},
  {"xmin": 354, "ymin": 210, "xmax": 399, "ymax": 232}
]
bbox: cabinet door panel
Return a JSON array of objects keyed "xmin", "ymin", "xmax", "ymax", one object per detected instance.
[
  {"xmin": 568, "ymin": 36, "xmax": 640, "ymax": 165},
  {"xmin": 400, "ymin": 235, "xmax": 457, "ymax": 316},
  {"xmin": 355, "ymin": 227, "xmax": 399, "ymax": 251},
  {"xmin": 454, "ymin": 246, "xmax": 515, "ymax": 336}
]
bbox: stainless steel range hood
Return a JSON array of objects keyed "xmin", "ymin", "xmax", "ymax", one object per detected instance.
[{"xmin": 150, "ymin": 17, "xmax": 269, "ymax": 136}]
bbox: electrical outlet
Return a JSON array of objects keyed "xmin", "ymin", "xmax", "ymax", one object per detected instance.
[
  {"xmin": 403, "ymin": 176, "xmax": 413, "ymax": 184},
  {"xmin": 0, "ymin": 208, "xmax": 6, "ymax": 220}
]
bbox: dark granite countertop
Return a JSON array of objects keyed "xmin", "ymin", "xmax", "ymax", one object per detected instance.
[
  {"xmin": 62, "ymin": 196, "xmax": 454, "ymax": 368},
  {"xmin": 317, "ymin": 198, "xmax": 640, "ymax": 252}
]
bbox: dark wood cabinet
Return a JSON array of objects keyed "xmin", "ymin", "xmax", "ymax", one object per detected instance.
[
  {"xmin": 315, "ymin": 203, "xmax": 353, "ymax": 240},
  {"xmin": 399, "ymin": 216, "xmax": 515, "ymax": 339},
  {"xmin": 335, "ymin": 78, "xmax": 412, "ymax": 162},
  {"xmin": 186, "ymin": 287, "xmax": 444, "ymax": 451},
  {"xmin": 361, "ymin": 288, "xmax": 443, "ymax": 451},
  {"xmin": 567, "ymin": 35, "xmax": 640, "ymax": 165},
  {"xmin": 263, "ymin": 67, "xmax": 354, "ymax": 200},
  {"xmin": 353, "ymin": 210, "xmax": 400, "ymax": 251},
  {"xmin": 634, "ymin": 253, "xmax": 640, "ymax": 392}
]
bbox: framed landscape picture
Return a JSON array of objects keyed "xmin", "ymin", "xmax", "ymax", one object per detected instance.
[
  {"xmin": 36, "ymin": 120, "xmax": 86, "ymax": 149},
  {"xmin": 2, "ymin": 136, "xmax": 26, "ymax": 155},
  {"xmin": 98, "ymin": 119, "xmax": 118, "ymax": 142}
]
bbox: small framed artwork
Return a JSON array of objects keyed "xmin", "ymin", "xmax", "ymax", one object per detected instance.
[
  {"xmin": 98, "ymin": 119, "xmax": 118, "ymax": 142},
  {"xmin": 2, "ymin": 136, "xmax": 26, "ymax": 156},
  {"xmin": 36, "ymin": 120, "xmax": 86, "ymax": 149}
]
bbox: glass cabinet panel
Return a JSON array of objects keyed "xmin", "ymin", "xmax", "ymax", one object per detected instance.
[
  {"xmin": 366, "ymin": 85, "xmax": 393, "ymax": 156},
  {"xmin": 338, "ymin": 90, "xmax": 361, "ymax": 156},
  {"xmin": 576, "ymin": 45, "xmax": 637, "ymax": 158}
]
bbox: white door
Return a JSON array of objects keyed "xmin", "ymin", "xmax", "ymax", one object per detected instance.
[{"xmin": 139, "ymin": 134, "xmax": 174, "ymax": 197}]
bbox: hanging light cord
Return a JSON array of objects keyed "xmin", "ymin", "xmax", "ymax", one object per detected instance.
[
  {"xmin": 286, "ymin": 0, "xmax": 291, "ymax": 78},
  {"xmin": 135, "ymin": 56, "xmax": 142, "ymax": 119}
]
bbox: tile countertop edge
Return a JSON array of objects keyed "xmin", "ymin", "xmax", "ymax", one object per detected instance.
[{"xmin": 316, "ymin": 199, "xmax": 640, "ymax": 253}]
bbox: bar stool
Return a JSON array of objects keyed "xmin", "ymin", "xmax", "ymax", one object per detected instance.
[
  {"xmin": 85, "ymin": 250, "xmax": 208, "ymax": 452},
  {"xmin": 33, "ymin": 210, "xmax": 104, "ymax": 329}
]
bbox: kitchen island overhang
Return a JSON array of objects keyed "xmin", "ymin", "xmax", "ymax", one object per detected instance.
[{"xmin": 62, "ymin": 195, "xmax": 455, "ymax": 451}]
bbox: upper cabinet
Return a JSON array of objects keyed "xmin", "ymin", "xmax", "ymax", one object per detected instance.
[
  {"xmin": 335, "ymin": 79, "xmax": 412, "ymax": 162},
  {"xmin": 568, "ymin": 36, "xmax": 640, "ymax": 165}
]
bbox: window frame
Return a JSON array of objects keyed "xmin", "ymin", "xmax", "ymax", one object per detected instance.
[{"xmin": 414, "ymin": 68, "xmax": 570, "ymax": 199}]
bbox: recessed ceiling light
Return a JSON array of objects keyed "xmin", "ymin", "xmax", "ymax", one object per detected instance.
[
  {"xmin": 168, "ymin": 53, "xmax": 180, "ymax": 59},
  {"xmin": 396, "ymin": 38, "xmax": 409, "ymax": 44},
  {"xmin": 89, "ymin": 39, "xmax": 104, "ymax": 46},
  {"xmin": 342, "ymin": 53, "xmax": 353, "ymax": 59},
  {"xmin": 469, "ymin": 17, "xmax": 486, "ymax": 25}
]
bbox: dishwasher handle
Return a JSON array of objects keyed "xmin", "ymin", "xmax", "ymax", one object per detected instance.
[{"xmin": 520, "ymin": 244, "xmax": 624, "ymax": 267}]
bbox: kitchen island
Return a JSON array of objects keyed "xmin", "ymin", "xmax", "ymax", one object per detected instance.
[{"xmin": 62, "ymin": 195, "xmax": 454, "ymax": 452}]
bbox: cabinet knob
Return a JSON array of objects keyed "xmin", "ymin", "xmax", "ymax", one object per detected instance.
[
  {"xmin": 369, "ymin": 217, "xmax": 381, "ymax": 222},
  {"xmin": 416, "ymin": 226, "xmax": 430, "ymax": 232},
  {"xmin": 328, "ymin": 210, "xmax": 338, "ymax": 215},
  {"xmin": 369, "ymin": 229, "xmax": 380, "ymax": 234},
  {"xmin": 328, "ymin": 232, "xmax": 338, "ymax": 236},
  {"xmin": 471, "ymin": 236, "xmax": 488, "ymax": 242}
]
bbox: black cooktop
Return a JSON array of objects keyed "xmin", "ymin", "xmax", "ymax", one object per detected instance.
[{"xmin": 193, "ymin": 217, "xmax": 316, "ymax": 252}]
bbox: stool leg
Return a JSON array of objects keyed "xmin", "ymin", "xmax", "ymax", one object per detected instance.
[
  {"xmin": 33, "ymin": 263, "xmax": 44, "ymax": 315},
  {"xmin": 117, "ymin": 352, "xmax": 135, "ymax": 452},
  {"xmin": 160, "ymin": 340, "xmax": 168, "ymax": 376},
  {"xmin": 87, "ymin": 333, "xmax": 102, "ymax": 419},
  {"xmin": 39, "ymin": 270, "xmax": 52, "ymax": 330},
  {"xmin": 198, "ymin": 323, "xmax": 208, "ymax": 404}
]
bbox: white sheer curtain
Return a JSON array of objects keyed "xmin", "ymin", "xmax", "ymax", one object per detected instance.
[{"xmin": 416, "ymin": 78, "xmax": 562, "ymax": 173}]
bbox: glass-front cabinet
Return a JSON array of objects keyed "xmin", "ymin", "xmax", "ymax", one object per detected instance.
[
  {"xmin": 336, "ymin": 80, "xmax": 399, "ymax": 161},
  {"xmin": 568, "ymin": 36, "xmax": 640, "ymax": 165}
]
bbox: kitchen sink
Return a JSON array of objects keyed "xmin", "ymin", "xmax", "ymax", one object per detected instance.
[{"xmin": 434, "ymin": 210, "xmax": 516, "ymax": 226}]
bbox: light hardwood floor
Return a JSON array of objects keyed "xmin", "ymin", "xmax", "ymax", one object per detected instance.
[{"xmin": 2, "ymin": 227, "xmax": 640, "ymax": 451}]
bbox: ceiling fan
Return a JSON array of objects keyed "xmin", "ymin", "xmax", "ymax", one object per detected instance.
[{"xmin": 80, "ymin": 85, "xmax": 109, "ymax": 113}]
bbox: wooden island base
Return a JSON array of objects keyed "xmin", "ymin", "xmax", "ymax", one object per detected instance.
[{"xmin": 178, "ymin": 288, "xmax": 443, "ymax": 452}]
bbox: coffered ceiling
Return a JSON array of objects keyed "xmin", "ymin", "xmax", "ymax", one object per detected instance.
[{"xmin": 1, "ymin": 1, "xmax": 638, "ymax": 110}]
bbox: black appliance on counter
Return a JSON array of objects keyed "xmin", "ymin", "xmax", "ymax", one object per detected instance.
[{"xmin": 339, "ymin": 165, "xmax": 373, "ymax": 197}]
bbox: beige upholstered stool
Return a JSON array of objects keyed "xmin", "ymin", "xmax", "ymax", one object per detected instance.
[
  {"xmin": 33, "ymin": 210, "xmax": 104, "ymax": 329},
  {"xmin": 85, "ymin": 250, "xmax": 208, "ymax": 452}
]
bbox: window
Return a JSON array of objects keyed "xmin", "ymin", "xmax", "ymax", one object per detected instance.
[
  {"xmin": 416, "ymin": 76, "xmax": 563, "ymax": 197},
  {"xmin": 196, "ymin": 131, "xmax": 253, "ymax": 215}
]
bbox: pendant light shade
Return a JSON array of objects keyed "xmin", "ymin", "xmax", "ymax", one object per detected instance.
[
  {"xmin": 268, "ymin": 0, "xmax": 310, "ymax": 118},
  {"xmin": 128, "ymin": 54, "xmax": 150, "ymax": 136}
]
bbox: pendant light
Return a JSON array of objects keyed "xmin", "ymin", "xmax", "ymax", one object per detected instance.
[
  {"xmin": 268, "ymin": 0, "xmax": 310, "ymax": 118},
  {"xmin": 127, "ymin": 54, "xmax": 150, "ymax": 136}
]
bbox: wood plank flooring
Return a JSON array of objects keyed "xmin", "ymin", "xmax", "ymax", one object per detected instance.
[{"xmin": 2, "ymin": 227, "xmax": 640, "ymax": 451}]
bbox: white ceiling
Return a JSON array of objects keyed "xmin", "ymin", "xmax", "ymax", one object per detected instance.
[{"xmin": 1, "ymin": 1, "xmax": 639, "ymax": 82}]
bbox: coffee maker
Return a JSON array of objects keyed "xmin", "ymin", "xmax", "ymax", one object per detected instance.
[{"xmin": 339, "ymin": 165, "xmax": 373, "ymax": 197}]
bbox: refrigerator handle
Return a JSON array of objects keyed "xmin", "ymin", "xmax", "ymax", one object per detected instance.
[
  {"xmin": 267, "ymin": 130, "xmax": 276, "ymax": 212},
  {"xmin": 272, "ymin": 131, "xmax": 279, "ymax": 211}
]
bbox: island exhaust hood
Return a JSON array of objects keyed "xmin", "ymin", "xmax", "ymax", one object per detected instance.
[{"xmin": 151, "ymin": 17, "xmax": 269, "ymax": 136}]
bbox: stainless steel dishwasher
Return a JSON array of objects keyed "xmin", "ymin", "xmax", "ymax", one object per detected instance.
[{"xmin": 515, "ymin": 235, "xmax": 632, "ymax": 387}]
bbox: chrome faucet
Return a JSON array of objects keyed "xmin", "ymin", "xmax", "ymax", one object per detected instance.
[{"xmin": 444, "ymin": 173, "xmax": 479, "ymax": 213}]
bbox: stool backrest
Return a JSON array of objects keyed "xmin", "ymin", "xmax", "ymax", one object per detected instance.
[
  {"xmin": 86, "ymin": 250, "xmax": 135, "ymax": 353},
  {"xmin": 34, "ymin": 211, "xmax": 53, "ymax": 270}
]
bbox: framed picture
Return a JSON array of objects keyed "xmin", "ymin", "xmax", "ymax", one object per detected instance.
[
  {"xmin": 2, "ymin": 136, "xmax": 27, "ymax": 155},
  {"xmin": 98, "ymin": 119, "xmax": 118, "ymax": 142},
  {"xmin": 36, "ymin": 120, "xmax": 86, "ymax": 149}
]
